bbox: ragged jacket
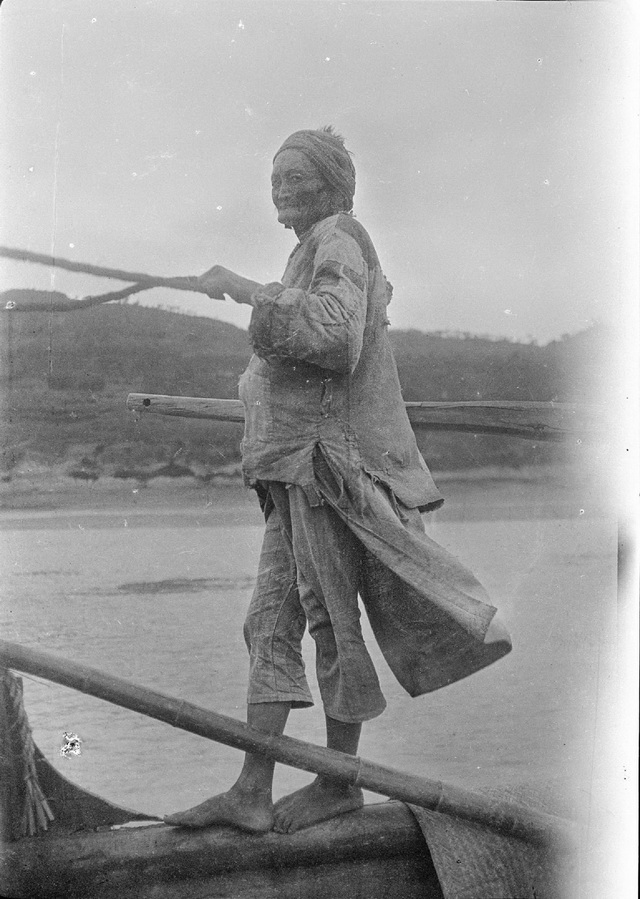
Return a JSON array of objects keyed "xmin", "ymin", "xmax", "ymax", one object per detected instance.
[
  {"xmin": 238, "ymin": 213, "xmax": 511, "ymax": 693},
  {"xmin": 239, "ymin": 212, "xmax": 443, "ymax": 511}
]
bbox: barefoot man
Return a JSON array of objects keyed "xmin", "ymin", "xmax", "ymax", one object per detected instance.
[{"xmin": 165, "ymin": 127, "xmax": 511, "ymax": 835}]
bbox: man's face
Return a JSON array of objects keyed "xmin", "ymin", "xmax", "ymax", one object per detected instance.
[{"xmin": 271, "ymin": 149, "xmax": 329, "ymax": 234}]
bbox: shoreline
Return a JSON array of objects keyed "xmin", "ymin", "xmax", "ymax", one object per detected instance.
[{"xmin": 0, "ymin": 460, "xmax": 611, "ymax": 523}]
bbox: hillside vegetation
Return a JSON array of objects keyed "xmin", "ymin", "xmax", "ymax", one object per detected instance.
[{"xmin": 0, "ymin": 290, "xmax": 607, "ymax": 481}]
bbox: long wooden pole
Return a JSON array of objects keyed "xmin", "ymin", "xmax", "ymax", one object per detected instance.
[
  {"xmin": 126, "ymin": 392, "xmax": 602, "ymax": 442},
  {"xmin": 0, "ymin": 639, "xmax": 574, "ymax": 849}
]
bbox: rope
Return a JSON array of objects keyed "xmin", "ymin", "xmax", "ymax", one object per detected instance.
[
  {"xmin": 3, "ymin": 282, "xmax": 151, "ymax": 313},
  {"xmin": 0, "ymin": 245, "xmax": 202, "ymax": 292}
]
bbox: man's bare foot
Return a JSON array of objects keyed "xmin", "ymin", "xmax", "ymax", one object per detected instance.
[
  {"xmin": 272, "ymin": 778, "xmax": 363, "ymax": 834},
  {"xmin": 164, "ymin": 785, "xmax": 273, "ymax": 833}
]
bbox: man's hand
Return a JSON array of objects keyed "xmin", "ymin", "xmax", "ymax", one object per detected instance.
[
  {"xmin": 163, "ymin": 266, "xmax": 263, "ymax": 306},
  {"xmin": 197, "ymin": 266, "xmax": 263, "ymax": 307},
  {"xmin": 197, "ymin": 265, "xmax": 233, "ymax": 300}
]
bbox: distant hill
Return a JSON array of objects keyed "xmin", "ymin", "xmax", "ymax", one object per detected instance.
[{"xmin": 0, "ymin": 291, "xmax": 609, "ymax": 479}]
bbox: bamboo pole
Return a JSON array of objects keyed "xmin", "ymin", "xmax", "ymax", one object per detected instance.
[
  {"xmin": 0, "ymin": 640, "xmax": 574, "ymax": 850},
  {"xmin": 0, "ymin": 246, "xmax": 203, "ymax": 292},
  {"xmin": 126, "ymin": 392, "xmax": 603, "ymax": 442}
]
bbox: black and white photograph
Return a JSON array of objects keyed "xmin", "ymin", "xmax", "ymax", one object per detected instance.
[{"xmin": 0, "ymin": 1, "xmax": 637, "ymax": 897}]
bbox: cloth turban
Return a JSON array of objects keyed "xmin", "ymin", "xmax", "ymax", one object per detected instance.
[{"xmin": 274, "ymin": 128, "xmax": 356, "ymax": 212}]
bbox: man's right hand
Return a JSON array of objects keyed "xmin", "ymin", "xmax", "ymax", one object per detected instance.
[{"xmin": 197, "ymin": 266, "xmax": 263, "ymax": 307}]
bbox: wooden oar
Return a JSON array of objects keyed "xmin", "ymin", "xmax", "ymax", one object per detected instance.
[
  {"xmin": 126, "ymin": 392, "xmax": 604, "ymax": 442},
  {"xmin": 0, "ymin": 245, "xmax": 203, "ymax": 293},
  {"xmin": 0, "ymin": 639, "xmax": 575, "ymax": 850}
]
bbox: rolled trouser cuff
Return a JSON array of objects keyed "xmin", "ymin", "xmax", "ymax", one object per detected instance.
[{"xmin": 246, "ymin": 689, "xmax": 314, "ymax": 709}]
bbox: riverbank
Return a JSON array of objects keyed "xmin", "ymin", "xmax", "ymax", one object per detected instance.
[{"xmin": 0, "ymin": 458, "xmax": 613, "ymax": 524}]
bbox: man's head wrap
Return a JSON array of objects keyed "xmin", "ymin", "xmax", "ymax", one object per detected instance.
[{"xmin": 274, "ymin": 126, "xmax": 356, "ymax": 213}]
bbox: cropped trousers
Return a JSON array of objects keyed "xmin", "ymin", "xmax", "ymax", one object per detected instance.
[{"xmin": 243, "ymin": 473, "xmax": 392, "ymax": 724}]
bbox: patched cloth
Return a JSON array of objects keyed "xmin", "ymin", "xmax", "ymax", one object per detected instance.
[
  {"xmin": 240, "ymin": 212, "xmax": 511, "ymax": 698},
  {"xmin": 240, "ymin": 213, "xmax": 443, "ymax": 511}
]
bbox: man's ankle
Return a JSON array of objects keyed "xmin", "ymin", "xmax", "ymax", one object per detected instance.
[{"xmin": 233, "ymin": 778, "xmax": 273, "ymax": 797}]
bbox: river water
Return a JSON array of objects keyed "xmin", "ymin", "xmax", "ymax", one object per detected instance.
[{"xmin": 0, "ymin": 471, "xmax": 623, "ymax": 888}]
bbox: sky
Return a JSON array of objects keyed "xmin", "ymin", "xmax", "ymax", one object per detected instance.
[{"xmin": 0, "ymin": 0, "xmax": 637, "ymax": 343}]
